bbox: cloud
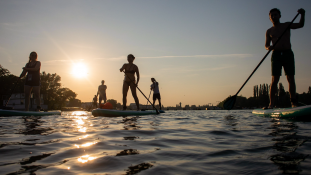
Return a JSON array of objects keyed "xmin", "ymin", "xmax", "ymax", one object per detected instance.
[
  {"xmin": 0, "ymin": 22, "xmax": 24, "ymax": 27},
  {"xmin": 138, "ymin": 54, "xmax": 252, "ymax": 59},
  {"xmin": 88, "ymin": 56, "xmax": 126, "ymax": 61},
  {"xmin": 106, "ymin": 56, "xmax": 126, "ymax": 61},
  {"xmin": 42, "ymin": 59, "xmax": 85, "ymax": 65},
  {"xmin": 100, "ymin": 53, "xmax": 253, "ymax": 61},
  {"xmin": 159, "ymin": 64, "xmax": 236, "ymax": 73}
]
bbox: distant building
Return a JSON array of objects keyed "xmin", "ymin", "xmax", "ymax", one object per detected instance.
[
  {"xmin": 2, "ymin": 93, "xmax": 47, "ymax": 110},
  {"xmin": 190, "ymin": 105, "xmax": 197, "ymax": 110},
  {"xmin": 184, "ymin": 105, "xmax": 190, "ymax": 110},
  {"xmin": 81, "ymin": 102, "xmax": 93, "ymax": 109}
]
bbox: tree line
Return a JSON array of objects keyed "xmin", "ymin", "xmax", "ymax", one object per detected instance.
[
  {"xmin": 218, "ymin": 83, "xmax": 311, "ymax": 109},
  {"xmin": 0, "ymin": 64, "xmax": 81, "ymax": 110}
]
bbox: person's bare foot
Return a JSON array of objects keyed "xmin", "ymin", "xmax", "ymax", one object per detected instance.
[
  {"xmin": 262, "ymin": 106, "xmax": 273, "ymax": 110},
  {"xmin": 291, "ymin": 98, "xmax": 298, "ymax": 107}
]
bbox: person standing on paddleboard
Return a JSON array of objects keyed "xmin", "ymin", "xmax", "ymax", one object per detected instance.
[
  {"xmin": 97, "ymin": 80, "xmax": 107, "ymax": 106},
  {"xmin": 265, "ymin": 8, "xmax": 305, "ymax": 108},
  {"xmin": 120, "ymin": 54, "xmax": 140, "ymax": 110},
  {"xmin": 93, "ymin": 95, "xmax": 97, "ymax": 108},
  {"xmin": 20, "ymin": 52, "xmax": 42, "ymax": 111},
  {"xmin": 150, "ymin": 78, "xmax": 162, "ymax": 110}
]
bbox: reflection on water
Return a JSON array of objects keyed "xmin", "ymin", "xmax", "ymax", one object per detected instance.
[
  {"xmin": 19, "ymin": 116, "xmax": 54, "ymax": 135},
  {"xmin": 268, "ymin": 119, "xmax": 310, "ymax": 174},
  {"xmin": 116, "ymin": 149, "xmax": 139, "ymax": 156},
  {"xmin": 125, "ymin": 162, "xmax": 154, "ymax": 175},
  {"xmin": 77, "ymin": 155, "xmax": 97, "ymax": 163},
  {"xmin": 75, "ymin": 141, "xmax": 98, "ymax": 148},
  {"xmin": 0, "ymin": 110, "xmax": 310, "ymax": 174}
]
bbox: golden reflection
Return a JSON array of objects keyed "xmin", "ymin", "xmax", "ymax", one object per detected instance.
[
  {"xmin": 75, "ymin": 141, "xmax": 98, "ymax": 148},
  {"xmin": 76, "ymin": 119, "xmax": 85, "ymax": 125},
  {"xmin": 77, "ymin": 155, "xmax": 97, "ymax": 163},
  {"xmin": 79, "ymin": 135, "xmax": 89, "ymax": 139},
  {"xmin": 67, "ymin": 167, "xmax": 70, "ymax": 170},
  {"xmin": 72, "ymin": 116, "xmax": 88, "ymax": 133},
  {"xmin": 77, "ymin": 125, "xmax": 87, "ymax": 132},
  {"xmin": 72, "ymin": 111, "xmax": 88, "ymax": 116}
]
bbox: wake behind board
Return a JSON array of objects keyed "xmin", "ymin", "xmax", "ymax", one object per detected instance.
[
  {"xmin": 0, "ymin": 109, "xmax": 61, "ymax": 116},
  {"xmin": 92, "ymin": 108, "xmax": 165, "ymax": 117},
  {"xmin": 252, "ymin": 105, "xmax": 311, "ymax": 119}
]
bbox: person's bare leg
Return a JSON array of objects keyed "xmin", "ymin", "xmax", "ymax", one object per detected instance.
[
  {"xmin": 158, "ymin": 99, "xmax": 162, "ymax": 110},
  {"xmin": 24, "ymin": 85, "xmax": 32, "ymax": 111},
  {"xmin": 33, "ymin": 86, "xmax": 41, "ymax": 111},
  {"xmin": 98, "ymin": 96, "xmax": 102, "ymax": 107},
  {"xmin": 130, "ymin": 84, "xmax": 140, "ymax": 110},
  {"xmin": 122, "ymin": 82, "xmax": 129, "ymax": 110},
  {"xmin": 104, "ymin": 94, "xmax": 107, "ymax": 104},
  {"xmin": 269, "ymin": 76, "xmax": 280, "ymax": 108},
  {"xmin": 152, "ymin": 99, "xmax": 156, "ymax": 110},
  {"xmin": 287, "ymin": 75, "xmax": 297, "ymax": 107}
]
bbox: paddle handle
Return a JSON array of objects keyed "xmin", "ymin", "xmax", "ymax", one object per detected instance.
[
  {"xmin": 123, "ymin": 71, "xmax": 160, "ymax": 114},
  {"xmin": 235, "ymin": 12, "xmax": 300, "ymax": 96}
]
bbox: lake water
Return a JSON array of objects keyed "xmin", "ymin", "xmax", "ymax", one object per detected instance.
[{"xmin": 0, "ymin": 110, "xmax": 310, "ymax": 175}]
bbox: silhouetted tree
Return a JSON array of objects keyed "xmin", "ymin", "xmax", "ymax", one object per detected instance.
[
  {"xmin": 219, "ymin": 84, "xmax": 311, "ymax": 109},
  {"xmin": 0, "ymin": 65, "xmax": 10, "ymax": 76},
  {"xmin": 67, "ymin": 98, "xmax": 82, "ymax": 107}
]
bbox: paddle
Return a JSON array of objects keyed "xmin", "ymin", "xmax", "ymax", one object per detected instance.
[
  {"xmin": 147, "ymin": 90, "xmax": 151, "ymax": 106},
  {"xmin": 223, "ymin": 12, "xmax": 300, "ymax": 110},
  {"xmin": 141, "ymin": 90, "xmax": 152, "ymax": 111},
  {"xmin": 123, "ymin": 71, "xmax": 160, "ymax": 114}
]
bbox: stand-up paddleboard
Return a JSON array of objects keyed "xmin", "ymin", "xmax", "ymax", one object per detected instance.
[
  {"xmin": 252, "ymin": 105, "xmax": 311, "ymax": 118},
  {"xmin": 0, "ymin": 109, "xmax": 61, "ymax": 116},
  {"xmin": 92, "ymin": 108, "xmax": 165, "ymax": 117}
]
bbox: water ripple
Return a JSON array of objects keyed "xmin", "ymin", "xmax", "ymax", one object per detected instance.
[{"xmin": 0, "ymin": 110, "xmax": 310, "ymax": 174}]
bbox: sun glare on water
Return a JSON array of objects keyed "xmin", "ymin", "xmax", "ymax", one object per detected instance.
[{"xmin": 72, "ymin": 63, "xmax": 88, "ymax": 78}]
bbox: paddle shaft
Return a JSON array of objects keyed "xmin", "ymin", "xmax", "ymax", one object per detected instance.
[
  {"xmin": 123, "ymin": 71, "xmax": 160, "ymax": 114},
  {"xmin": 146, "ymin": 90, "xmax": 151, "ymax": 106},
  {"xmin": 234, "ymin": 13, "xmax": 300, "ymax": 96}
]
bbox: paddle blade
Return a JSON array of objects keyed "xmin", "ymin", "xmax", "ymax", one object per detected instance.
[{"xmin": 223, "ymin": 95, "xmax": 237, "ymax": 110}]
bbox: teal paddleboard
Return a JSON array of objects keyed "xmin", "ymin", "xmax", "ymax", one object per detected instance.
[
  {"xmin": 92, "ymin": 108, "xmax": 165, "ymax": 117},
  {"xmin": 252, "ymin": 105, "xmax": 311, "ymax": 118},
  {"xmin": 0, "ymin": 109, "xmax": 61, "ymax": 116}
]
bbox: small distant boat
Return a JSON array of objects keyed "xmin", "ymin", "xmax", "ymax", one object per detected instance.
[
  {"xmin": 252, "ymin": 105, "xmax": 311, "ymax": 119},
  {"xmin": 92, "ymin": 108, "xmax": 165, "ymax": 117},
  {"xmin": 0, "ymin": 109, "xmax": 61, "ymax": 116}
]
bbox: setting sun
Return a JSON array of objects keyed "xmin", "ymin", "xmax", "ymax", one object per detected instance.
[{"xmin": 71, "ymin": 63, "xmax": 88, "ymax": 78}]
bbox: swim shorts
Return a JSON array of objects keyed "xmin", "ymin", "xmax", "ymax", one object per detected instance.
[
  {"xmin": 271, "ymin": 50, "xmax": 295, "ymax": 76},
  {"xmin": 153, "ymin": 93, "xmax": 161, "ymax": 101},
  {"xmin": 99, "ymin": 94, "xmax": 107, "ymax": 102}
]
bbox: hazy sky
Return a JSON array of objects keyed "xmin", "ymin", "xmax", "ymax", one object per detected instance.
[{"xmin": 1, "ymin": 0, "xmax": 311, "ymax": 106}]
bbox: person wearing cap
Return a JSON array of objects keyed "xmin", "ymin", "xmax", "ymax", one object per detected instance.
[{"xmin": 97, "ymin": 80, "xmax": 107, "ymax": 106}]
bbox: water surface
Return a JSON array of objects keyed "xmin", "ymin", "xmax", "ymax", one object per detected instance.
[{"xmin": 0, "ymin": 110, "xmax": 310, "ymax": 174}]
